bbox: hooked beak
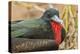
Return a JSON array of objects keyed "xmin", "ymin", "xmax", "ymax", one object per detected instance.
[{"xmin": 51, "ymin": 15, "xmax": 64, "ymax": 25}]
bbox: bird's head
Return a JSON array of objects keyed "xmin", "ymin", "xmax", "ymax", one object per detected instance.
[
  {"xmin": 42, "ymin": 8, "xmax": 63, "ymax": 25},
  {"xmin": 42, "ymin": 8, "xmax": 65, "ymax": 45}
]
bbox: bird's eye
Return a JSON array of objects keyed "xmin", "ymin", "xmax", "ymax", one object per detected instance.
[{"xmin": 47, "ymin": 13, "xmax": 52, "ymax": 18}]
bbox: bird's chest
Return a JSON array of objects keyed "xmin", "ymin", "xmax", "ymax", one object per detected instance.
[
  {"xmin": 38, "ymin": 22, "xmax": 54, "ymax": 39},
  {"xmin": 41, "ymin": 21, "xmax": 63, "ymax": 39},
  {"xmin": 50, "ymin": 21, "xmax": 63, "ymax": 44}
]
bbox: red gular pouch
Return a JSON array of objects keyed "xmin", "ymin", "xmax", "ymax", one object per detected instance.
[{"xmin": 50, "ymin": 21, "xmax": 63, "ymax": 45}]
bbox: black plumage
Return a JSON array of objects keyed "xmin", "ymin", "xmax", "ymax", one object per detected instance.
[{"xmin": 9, "ymin": 8, "xmax": 66, "ymax": 53}]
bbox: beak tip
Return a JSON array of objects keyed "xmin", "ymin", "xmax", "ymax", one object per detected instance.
[{"xmin": 51, "ymin": 15, "xmax": 64, "ymax": 25}]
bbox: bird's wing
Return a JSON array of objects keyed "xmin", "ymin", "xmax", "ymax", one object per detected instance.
[
  {"xmin": 11, "ymin": 20, "xmax": 23, "ymax": 24},
  {"xmin": 11, "ymin": 19, "xmax": 50, "ymax": 38},
  {"xmin": 11, "ymin": 19, "xmax": 47, "ymax": 31},
  {"xmin": 11, "ymin": 28, "xmax": 29, "ymax": 38}
]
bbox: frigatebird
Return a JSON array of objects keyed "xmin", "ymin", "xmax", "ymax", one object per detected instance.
[{"xmin": 10, "ymin": 8, "xmax": 66, "ymax": 53}]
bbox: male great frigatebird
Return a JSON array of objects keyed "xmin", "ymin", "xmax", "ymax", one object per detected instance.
[{"xmin": 10, "ymin": 8, "xmax": 66, "ymax": 52}]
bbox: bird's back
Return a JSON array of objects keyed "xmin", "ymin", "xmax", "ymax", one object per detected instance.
[{"xmin": 11, "ymin": 18, "xmax": 54, "ymax": 38}]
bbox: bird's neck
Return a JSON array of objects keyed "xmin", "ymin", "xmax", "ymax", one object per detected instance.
[{"xmin": 50, "ymin": 21, "xmax": 63, "ymax": 45}]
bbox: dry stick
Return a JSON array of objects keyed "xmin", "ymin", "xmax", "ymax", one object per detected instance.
[
  {"xmin": 33, "ymin": 4, "xmax": 45, "ymax": 12},
  {"xmin": 66, "ymin": 6, "xmax": 76, "ymax": 49}
]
